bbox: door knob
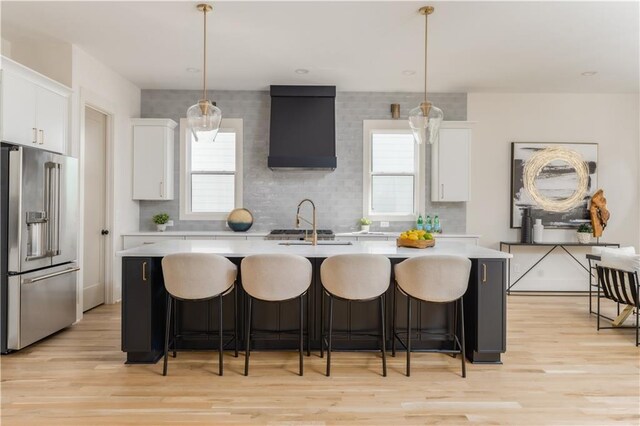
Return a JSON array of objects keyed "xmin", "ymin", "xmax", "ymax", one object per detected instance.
[{"xmin": 101, "ymin": 229, "xmax": 109, "ymax": 235}]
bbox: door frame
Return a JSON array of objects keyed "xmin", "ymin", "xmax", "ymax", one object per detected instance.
[{"xmin": 78, "ymin": 88, "xmax": 115, "ymax": 317}]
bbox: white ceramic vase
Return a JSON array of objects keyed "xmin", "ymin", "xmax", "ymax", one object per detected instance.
[
  {"xmin": 156, "ymin": 224, "xmax": 167, "ymax": 232},
  {"xmin": 361, "ymin": 225, "xmax": 370, "ymax": 233},
  {"xmin": 533, "ymin": 219, "xmax": 544, "ymax": 243}
]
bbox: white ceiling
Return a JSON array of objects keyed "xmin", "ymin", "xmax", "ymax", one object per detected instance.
[{"xmin": 2, "ymin": 1, "xmax": 638, "ymax": 93}]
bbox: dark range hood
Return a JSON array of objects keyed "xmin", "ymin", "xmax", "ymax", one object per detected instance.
[{"xmin": 268, "ymin": 85, "xmax": 336, "ymax": 170}]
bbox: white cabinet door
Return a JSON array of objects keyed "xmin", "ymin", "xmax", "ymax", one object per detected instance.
[
  {"xmin": 132, "ymin": 119, "xmax": 176, "ymax": 200},
  {"xmin": 1, "ymin": 71, "xmax": 37, "ymax": 146},
  {"xmin": 432, "ymin": 127, "xmax": 471, "ymax": 202},
  {"xmin": 36, "ymin": 86, "xmax": 67, "ymax": 154}
]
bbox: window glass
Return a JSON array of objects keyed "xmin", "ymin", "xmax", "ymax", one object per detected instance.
[
  {"xmin": 371, "ymin": 175, "xmax": 414, "ymax": 213},
  {"xmin": 371, "ymin": 133, "xmax": 415, "ymax": 173}
]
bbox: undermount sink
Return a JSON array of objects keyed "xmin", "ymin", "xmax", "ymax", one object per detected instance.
[{"xmin": 278, "ymin": 241, "xmax": 353, "ymax": 246}]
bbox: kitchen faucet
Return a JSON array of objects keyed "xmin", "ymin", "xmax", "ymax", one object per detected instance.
[{"xmin": 295, "ymin": 199, "xmax": 317, "ymax": 246}]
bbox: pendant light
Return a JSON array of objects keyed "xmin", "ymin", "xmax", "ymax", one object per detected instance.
[
  {"xmin": 187, "ymin": 3, "xmax": 222, "ymax": 142},
  {"xmin": 408, "ymin": 6, "xmax": 443, "ymax": 145}
]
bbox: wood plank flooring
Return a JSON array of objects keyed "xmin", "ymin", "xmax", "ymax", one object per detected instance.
[{"xmin": 1, "ymin": 296, "xmax": 639, "ymax": 425}]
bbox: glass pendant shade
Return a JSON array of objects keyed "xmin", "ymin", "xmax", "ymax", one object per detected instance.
[
  {"xmin": 408, "ymin": 101, "xmax": 443, "ymax": 145},
  {"xmin": 187, "ymin": 99, "xmax": 222, "ymax": 142}
]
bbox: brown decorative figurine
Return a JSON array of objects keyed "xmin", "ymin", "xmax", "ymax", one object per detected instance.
[{"xmin": 589, "ymin": 189, "xmax": 610, "ymax": 238}]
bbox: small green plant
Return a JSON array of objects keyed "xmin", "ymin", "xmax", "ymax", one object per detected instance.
[
  {"xmin": 577, "ymin": 223, "xmax": 592, "ymax": 233},
  {"xmin": 359, "ymin": 217, "xmax": 372, "ymax": 225},
  {"xmin": 153, "ymin": 213, "xmax": 170, "ymax": 225}
]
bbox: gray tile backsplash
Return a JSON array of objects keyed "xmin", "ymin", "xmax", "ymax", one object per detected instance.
[{"xmin": 139, "ymin": 90, "xmax": 467, "ymax": 233}]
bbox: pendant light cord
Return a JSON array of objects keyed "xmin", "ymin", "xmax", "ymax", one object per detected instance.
[
  {"xmin": 203, "ymin": 6, "xmax": 207, "ymax": 100},
  {"xmin": 424, "ymin": 11, "xmax": 428, "ymax": 102}
]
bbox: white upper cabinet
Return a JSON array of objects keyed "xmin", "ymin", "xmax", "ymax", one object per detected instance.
[
  {"xmin": 0, "ymin": 57, "xmax": 70, "ymax": 154},
  {"xmin": 431, "ymin": 122, "xmax": 472, "ymax": 202},
  {"xmin": 132, "ymin": 118, "xmax": 177, "ymax": 200}
]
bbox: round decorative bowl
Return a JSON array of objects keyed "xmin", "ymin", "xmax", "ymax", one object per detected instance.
[{"xmin": 227, "ymin": 208, "xmax": 254, "ymax": 232}]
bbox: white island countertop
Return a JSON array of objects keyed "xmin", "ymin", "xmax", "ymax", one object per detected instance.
[
  {"xmin": 122, "ymin": 230, "xmax": 270, "ymax": 237},
  {"xmin": 117, "ymin": 239, "xmax": 511, "ymax": 259},
  {"xmin": 334, "ymin": 232, "xmax": 480, "ymax": 238}
]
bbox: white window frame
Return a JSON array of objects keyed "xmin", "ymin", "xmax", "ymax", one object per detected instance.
[
  {"xmin": 362, "ymin": 120, "xmax": 425, "ymax": 222},
  {"xmin": 179, "ymin": 118, "xmax": 243, "ymax": 220}
]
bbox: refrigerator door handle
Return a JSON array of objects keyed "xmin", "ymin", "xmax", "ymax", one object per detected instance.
[
  {"xmin": 45, "ymin": 162, "xmax": 61, "ymax": 256},
  {"xmin": 23, "ymin": 267, "xmax": 81, "ymax": 284}
]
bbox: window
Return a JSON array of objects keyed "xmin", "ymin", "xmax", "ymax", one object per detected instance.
[
  {"xmin": 180, "ymin": 118, "xmax": 243, "ymax": 220},
  {"xmin": 363, "ymin": 120, "xmax": 424, "ymax": 221}
]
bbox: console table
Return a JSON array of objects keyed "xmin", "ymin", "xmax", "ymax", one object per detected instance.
[{"xmin": 500, "ymin": 241, "xmax": 620, "ymax": 294}]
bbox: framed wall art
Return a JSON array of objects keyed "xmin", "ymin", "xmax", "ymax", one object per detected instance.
[{"xmin": 510, "ymin": 142, "xmax": 598, "ymax": 229}]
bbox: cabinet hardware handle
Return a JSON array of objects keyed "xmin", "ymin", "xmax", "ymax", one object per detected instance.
[
  {"xmin": 38, "ymin": 129, "xmax": 44, "ymax": 145},
  {"xmin": 32, "ymin": 128, "xmax": 38, "ymax": 144},
  {"xmin": 142, "ymin": 261, "xmax": 147, "ymax": 282},
  {"xmin": 482, "ymin": 263, "xmax": 487, "ymax": 283},
  {"xmin": 441, "ymin": 184, "xmax": 444, "ymax": 199},
  {"xmin": 159, "ymin": 182, "xmax": 163, "ymax": 198}
]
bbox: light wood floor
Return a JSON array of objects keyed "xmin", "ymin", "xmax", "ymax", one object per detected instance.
[{"xmin": 1, "ymin": 296, "xmax": 638, "ymax": 425}]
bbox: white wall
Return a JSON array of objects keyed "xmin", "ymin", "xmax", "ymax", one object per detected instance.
[
  {"xmin": 467, "ymin": 93, "xmax": 639, "ymax": 291},
  {"xmin": 71, "ymin": 46, "xmax": 140, "ymax": 317},
  {"xmin": 2, "ymin": 35, "xmax": 72, "ymax": 87},
  {"xmin": 1, "ymin": 38, "xmax": 12, "ymax": 57}
]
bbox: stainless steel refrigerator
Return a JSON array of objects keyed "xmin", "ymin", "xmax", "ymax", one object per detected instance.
[{"xmin": 1, "ymin": 144, "xmax": 79, "ymax": 353}]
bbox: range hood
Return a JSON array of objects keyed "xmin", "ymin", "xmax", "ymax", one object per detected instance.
[{"xmin": 268, "ymin": 85, "xmax": 336, "ymax": 170}]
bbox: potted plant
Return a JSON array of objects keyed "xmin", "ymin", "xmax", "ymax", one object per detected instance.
[
  {"xmin": 576, "ymin": 223, "xmax": 592, "ymax": 244},
  {"xmin": 359, "ymin": 217, "xmax": 372, "ymax": 233},
  {"xmin": 153, "ymin": 213, "xmax": 170, "ymax": 232}
]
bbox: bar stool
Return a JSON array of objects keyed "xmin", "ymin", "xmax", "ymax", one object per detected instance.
[
  {"xmin": 241, "ymin": 254, "xmax": 312, "ymax": 376},
  {"xmin": 320, "ymin": 254, "xmax": 391, "ymax": 377},
  {"xmin": 393, "ymin": 255, "xmax": 471, "ymax": 377},
  {"xmin": 161, "ymin": 253, "xmax": 238, "ymax": 376}
]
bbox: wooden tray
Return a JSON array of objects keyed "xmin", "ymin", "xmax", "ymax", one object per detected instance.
[{"xmin": 396, "ymin": 237, "xmax": 435, "ymax": 249}]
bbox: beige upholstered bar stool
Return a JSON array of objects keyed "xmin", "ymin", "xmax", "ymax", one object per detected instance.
[
  {"xmin": 320, "ymin": 254, "xmax": 391, "ymax": 377},
  {"xmin": 393, "ymin": 255, "xmax": 471, "ymax": 377},
  {"xmin": 161, "ymin": 253, "xmax": 238, "ymax": 376},
  {"xmin": 241, "ymin": 254, "xmax": 312, "ymax": 376}
]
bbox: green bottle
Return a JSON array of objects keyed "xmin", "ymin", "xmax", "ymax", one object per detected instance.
[
  {"xmin": 434, "ymin": 215, "xmax": 441, "ymax": 233},
  {"xmin": 425, "ymin": 215, "xmax": 433, "ymax": 232},
  {"xmin": 416, "ymin": 214, "xmax": 424, "ymax": 231}
]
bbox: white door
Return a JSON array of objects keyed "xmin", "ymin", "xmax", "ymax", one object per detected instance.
[{"xmin": 83, "ymin": 107, "xmax": 107, "ymax": 311}]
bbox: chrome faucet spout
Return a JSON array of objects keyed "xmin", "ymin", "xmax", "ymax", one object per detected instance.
[{"xmin": 295, "ymin": 199, "xmax": 318, "ymax": 245}]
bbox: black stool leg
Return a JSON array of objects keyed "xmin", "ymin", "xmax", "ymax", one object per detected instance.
[
  {"xmin": 172, "ymin": 299, "xmax": 177, "ymax": 358},
  {"xmin": 392, "ymin": 285, "xmax": 397, "ymax": 357},
  {"xmin": 244, "ymin": 296, "xmax": 252, "ymax": 376},
  {"xmin": 306, "ymin": 292, "xmax": 311, "ymax": 357},
  {"xmin": 326, "ymin": 295, "xmax": 333, "ymax": 377},
  {"xmin": 234, "ymin": 286, "xmax": 238, "ymax": 357},
  {"xmin": 320, "ymin": 290, "xmax": 324, "ymax": 358},
  {"xmin": 299, "ymin": 294, "xmax": 304, "ymax": 376},
  {"xmin": 459, "ymin": 297, "xmax": 466, "ymax": 378},
  {"xmin": 406, "ymin": 295, "xmax": 411, "ymax": 377},
  {"xmin": 380, "ymin": 294, "xmax": 387, "ymax": 377},
  {"xmin": 163, "ymin": 295, "xmax": 172, "ymax": 376},
  {"xmin": 219, "ymin": 294, "xmax": 224, "ymax": 376}
]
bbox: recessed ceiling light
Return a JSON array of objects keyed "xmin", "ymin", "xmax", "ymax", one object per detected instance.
[
  {"xmin": 581, "ymin": 71, "xmax": 597, "ymax": 76},
  {"xmin": 402, "ymin": 70, "xmax": 416, "ymax": 76},
  {"xmin": 186, "ymin": 67, "xmax": 201, "ymax": 73},
  {"xmin": 295, "ymin": 69, "xmax": 309, "ymax": 74}
]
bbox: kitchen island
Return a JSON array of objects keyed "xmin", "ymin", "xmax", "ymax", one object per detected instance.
[{"xmin": 118, "ymin": 240, "xmax": 511, "ymax": 365}]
